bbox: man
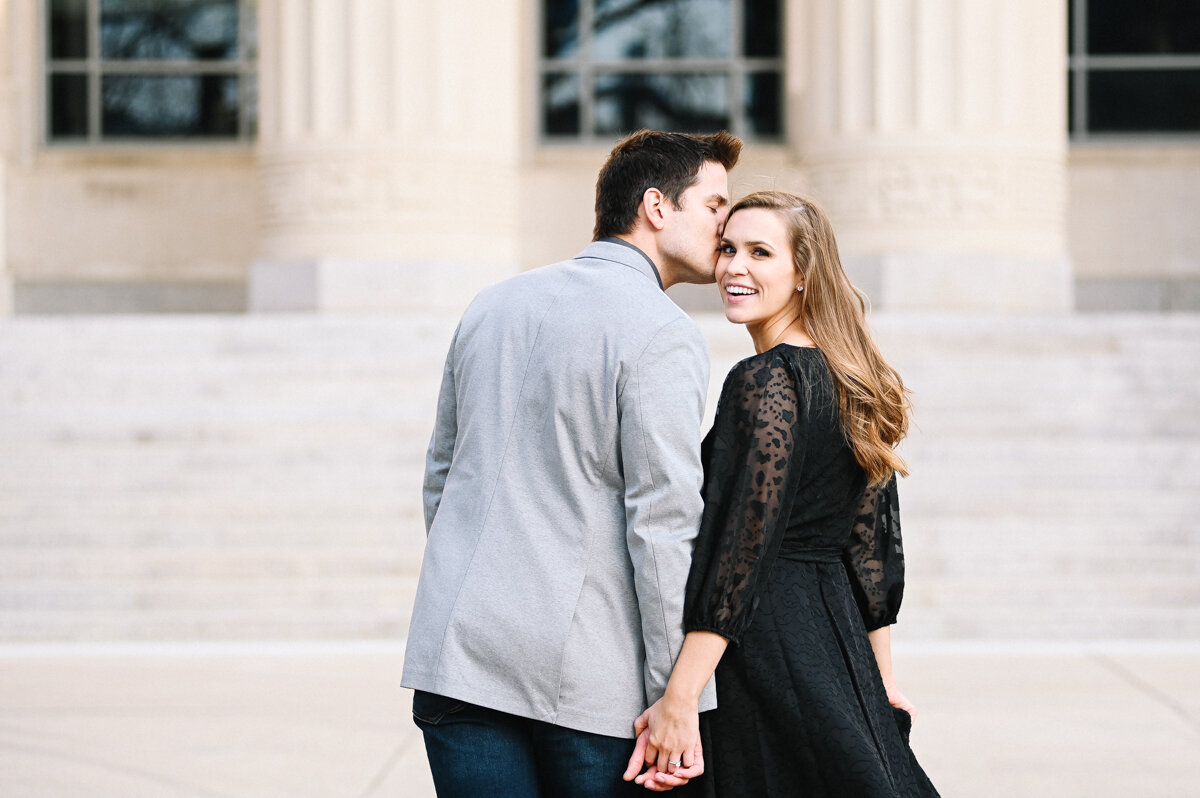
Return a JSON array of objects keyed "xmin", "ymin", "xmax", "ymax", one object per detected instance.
[{"xmin": 402, "ymin": 130, "xmax": 742, "ymax": 797}]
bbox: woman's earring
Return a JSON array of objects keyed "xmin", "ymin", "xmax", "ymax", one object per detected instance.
[{"xmin": 796, "ymin": 285, "xmax": 805, "ymax": 293}]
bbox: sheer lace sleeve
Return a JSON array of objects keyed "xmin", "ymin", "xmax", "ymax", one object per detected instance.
[
  {"xmin": 843, "ymin": 474, "xmax": 905, "ymax": 631},
  {"xmin": 684, "ymin": 354, "xmax": 806, "ymax": 644}
]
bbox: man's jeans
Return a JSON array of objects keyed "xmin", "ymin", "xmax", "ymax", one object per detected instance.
[{"xmin": 412, "ymin": 690, "xmax": 642, "ymax": 797}]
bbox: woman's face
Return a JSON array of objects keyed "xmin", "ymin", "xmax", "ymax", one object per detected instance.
[{"xmin": 715, "ymin": 207, "xmax": 802, "ymax": 327}]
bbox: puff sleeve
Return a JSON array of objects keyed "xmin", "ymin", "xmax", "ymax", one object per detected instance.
[
  {"xmin": 842, "ymin": 474, "xmax": 906, "ymax": 631},
  {"xmin": 683, "ymin": 354, "xmax": 807, "ymax": 644}
]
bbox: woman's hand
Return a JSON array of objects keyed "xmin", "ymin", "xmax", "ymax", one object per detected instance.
[
  {"xmin": 624, "ymin": 690, "xmax": 701, "ymax": 780},
  {"xmin": 623, "ymin": 631, "xmax": 727, "ymax": 788},
  {"xmin": 885, "ymin": 684, "xmax": 917, "ymax": 719},
  {"xmin": 625, "ymin": 731, "xmax": 704, "ymax": 791}
]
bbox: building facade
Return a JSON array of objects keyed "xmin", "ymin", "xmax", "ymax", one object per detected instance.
[{"xmin": 2, "ymin": 0, "xmax": 1198, "ymax": 316}]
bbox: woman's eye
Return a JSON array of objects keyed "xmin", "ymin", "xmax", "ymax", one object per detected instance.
[
  {"xmin": 719, "ymin": 243, "xmax": 736, "ymax": 255},
  {"xmin": 753, "ymin": 247, "xmax": 769, "ymax": 257}
]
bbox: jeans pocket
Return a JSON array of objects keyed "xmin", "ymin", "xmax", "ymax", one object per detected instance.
[{"xmin": 411, "ymin": 690, "xmax": 468, "ymax": 726}]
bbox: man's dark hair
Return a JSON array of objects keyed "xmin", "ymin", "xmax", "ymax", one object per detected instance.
[{"xmin": 592, "ymin": 130, "xmax": 743, "ymax": 240}]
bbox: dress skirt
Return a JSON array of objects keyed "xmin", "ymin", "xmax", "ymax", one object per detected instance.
[{"xmin": 694, "ymin": 557, "xmax": 938, "ymax": 798}]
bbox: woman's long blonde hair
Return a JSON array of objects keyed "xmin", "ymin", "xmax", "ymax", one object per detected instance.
[{"xmin": 731, "ymin": 190, "xmax": 911, "ymax": 485}]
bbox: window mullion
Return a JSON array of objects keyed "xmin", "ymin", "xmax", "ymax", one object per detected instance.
[
  {"xmin": 1071, "ymin": 0, "xmax": 1087, "ymax": 139},
  {"xmin": 730, "ymin": 0, "xmax": 745, "ymax": 136},
  {"xmin": 580, "ymin": 0, "xmax": 595, "ymax": 142},
  {"xmin": 239, "ymin": 0, "xmax": 248, "ymax": 139},
  {"xmin": 1083, "ymin": 55, "xmax": 1200, "ymax": 70},
  {"xmin": 88, "ymin": 0, "xmax": 101, "ymax": 142}
]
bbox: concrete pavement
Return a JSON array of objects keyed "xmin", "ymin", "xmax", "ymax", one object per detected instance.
[{"xmin": 1, "ymin": 641, "xmax": 1198, "ymax": 797}]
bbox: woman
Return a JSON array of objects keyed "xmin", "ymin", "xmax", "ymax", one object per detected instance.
[{"xmin": 629, "ymin": 191, "xmax": 938, "ymax": 796}]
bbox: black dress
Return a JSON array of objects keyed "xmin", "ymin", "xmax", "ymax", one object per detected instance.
[{"xmin": 683, "ymin": 344, "xmax": 938, "ymax": 797}]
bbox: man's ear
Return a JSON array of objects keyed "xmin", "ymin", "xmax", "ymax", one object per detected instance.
[{"xmin": 640, "ymin": 187, "xmax": 668, "ymax": 232}]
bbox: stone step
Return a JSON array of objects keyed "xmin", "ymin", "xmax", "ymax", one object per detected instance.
[
  {"xmin": 908, "ymin": 546, "xmax": 1199, "ymax": 579},
  {"xmin": 0, "ymin": 547, "xmax": 420, "ymax": 580},
  {"xmin": 897, "ymin": 604, "xmax": 1200, "ymax": 640},
  {"xmin": 0, "ymin": 575, "xmax": 418, "ymax": 612},
  {"xmin": 0, "ymin": 608, "xmax": 412, "ymax": 642},
  {"xmin": 0, "ymin": 516, "xmax": 420, "ymax": 549},
  {"xmin": 909, "ymin": 515, "xmax": 1198, "ymax": 550}
]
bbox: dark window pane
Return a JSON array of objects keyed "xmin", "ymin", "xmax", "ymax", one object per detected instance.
[
  {"xmin": 101, "ymin": 0, "xmax": 240, "ymax": 60},
  {"xmin": 746, "ymin": 71, "xmax": 781, "ymax": 136},
  {"xmin": 49, "ymin": 73, "xmax": 89, "ymax": 138},
  {"xmin": 744, "ymin": 0, "xmax": 780, "ymax": 57},
  {"xmin": 102, "ymin": 74, "xmax": 239, "ymax": 137},
  {"xmin": 543, "ymin": 73, "xmax": 581, "ymax": 136},
  {"xmin": 49, "ymin": 0, "xmax": 89, "ymax": 59},
  {"xmin": 1087, "ymin": 69, "xmax": 1200, "ymax": 132},
  {"xmin": 595, "ymin": 72, "xmax": 729, "ymax": 134},
  {"xmin": 1087, "ymin": 0, "xmax": 1200, "ymax": 54},
  {"xmin": 544, "ymin": 0, "xmax": 579, "ymax": 58},
  {"xmin": 594, "ymin": 0, "xmax": 730, "ymax": 59}
]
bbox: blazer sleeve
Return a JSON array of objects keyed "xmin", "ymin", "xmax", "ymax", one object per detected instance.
[
  {"xmin": 619, "ymin": 316, "xmax": 711, "ymax": 708},
  {"xmin": 422, "ymin": 324, "xmax": 461, "ymax": 533}
]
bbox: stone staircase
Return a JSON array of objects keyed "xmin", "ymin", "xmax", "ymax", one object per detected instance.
[
  {"xmin": 0, "ymin": 316, "xmax": 448, "ymax": 641},
  {"xmin": 1, "ymin": 313, "xmax": 1198, "ymax": 642}
]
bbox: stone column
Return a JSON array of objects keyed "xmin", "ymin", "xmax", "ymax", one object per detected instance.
[
  {"xmin": 800, "ymin": 0, "xmax": 1072, "ymax": 312},
  {"xmin": 0, "ymin": 0, "xmax": 14, "ymax": 316},
  {"xmin": 250, "ymin": 0, "xmax": 522, "ymax": 313},
  {"xmin": 0, "ymin": 155, "xmax": 9, "ymax": 316}
]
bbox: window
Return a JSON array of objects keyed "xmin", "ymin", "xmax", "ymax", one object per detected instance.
[
  {"xmin": 540, "ymin": 0, "xmax": 783, "ymax": 142},
  {"xmin": 46, "ymin": 0, "xmax": 257, "ymax": 143},
  {"xmin": 1068, "ymin": 0, "xmax": 1200, "ymax": 138}
]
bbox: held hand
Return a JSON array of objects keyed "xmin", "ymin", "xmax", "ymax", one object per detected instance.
[
  {"xmin": 623, "ymin": 694, "xmax": 702, "ymax": 788},
  {"xmin": 623, "ymin": 725, "xmax": 653, "ymax": 782},
  {"xmin": 624, "ymin": 730, "xmax": 681, "ymax": 792},
  {"xmin": 629, "ymin": 737, "xmax": 704, "ymax": 791},
  {"xmin": 641, "ymin": 691, "xmax": 700, "ymax": 777},
  {"xmin": 641, "ymin": 738, "xmax": 704, "ymax": 791}
]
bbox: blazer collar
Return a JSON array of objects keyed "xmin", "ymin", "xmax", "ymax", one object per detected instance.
[{"xmin": 577, "ymin": 238, "xmax": 664, "ymax": 290}]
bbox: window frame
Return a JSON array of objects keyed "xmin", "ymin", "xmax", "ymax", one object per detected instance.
[
  {"xmin": 42, "ymin": 0, "xmax": 258, "ymax": 147},
  {"xmin": 536, "ymin": 0, "xmax": 785, "ymax": 145},
  {"xmin": 1068, "ymin": 0, "xmax": 1200, "ymax": 143}
]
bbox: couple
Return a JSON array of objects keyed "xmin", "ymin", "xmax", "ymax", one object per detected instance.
[{"xmin": 402, "ymin": 130, "xmax": 939, "ymax": 797}]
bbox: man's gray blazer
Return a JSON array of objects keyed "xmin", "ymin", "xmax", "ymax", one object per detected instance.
[{"xmin": 402, "ymin": 239, "xmax": 717, "ymax": 738}]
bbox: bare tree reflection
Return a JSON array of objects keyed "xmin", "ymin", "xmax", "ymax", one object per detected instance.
[{"xmin": 100, "ymin": 1, "xmax": 240, "ymax": 136}]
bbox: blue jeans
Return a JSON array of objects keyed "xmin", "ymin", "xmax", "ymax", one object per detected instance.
[{"xmin": 412, "ymin": 690, "xmax": 642, "ymax": 797}]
